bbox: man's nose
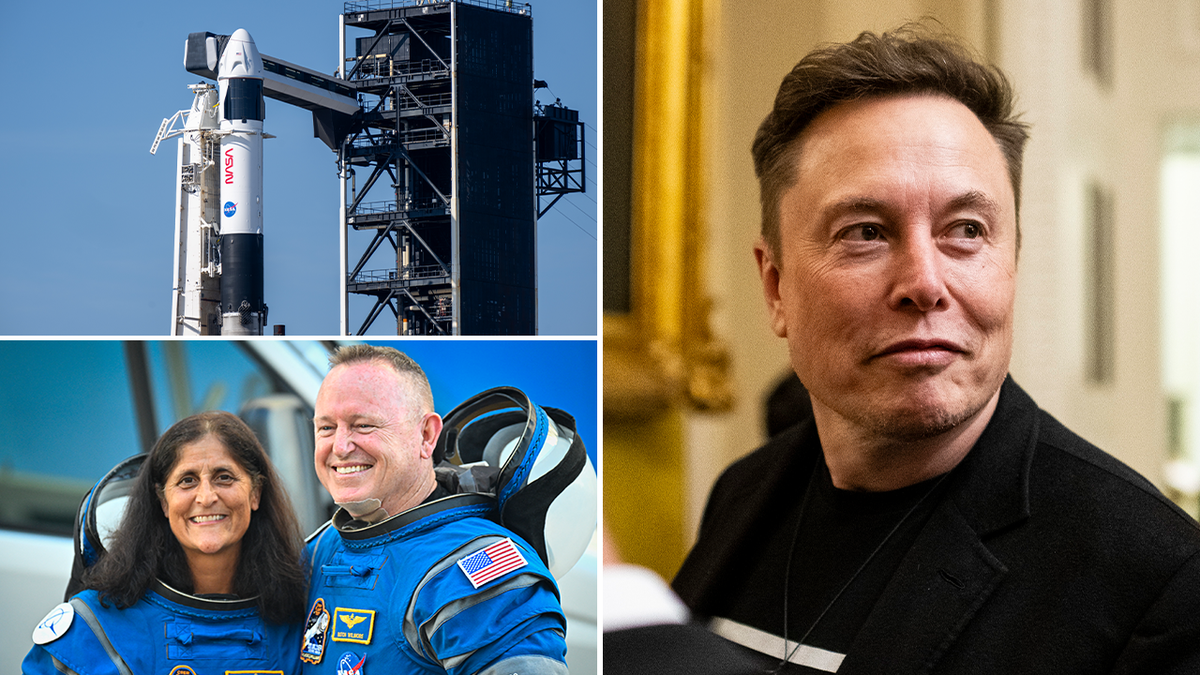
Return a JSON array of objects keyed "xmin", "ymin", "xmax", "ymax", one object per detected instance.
[
  {"xmin": 889, "ymin": 234, "xmax": 947, "ymax": 312},
  {"xmin": 332, "ymin": 425, "xmax": 354, "ymax": 455}
]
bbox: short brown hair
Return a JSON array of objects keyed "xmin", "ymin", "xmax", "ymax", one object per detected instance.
[
  {"xmin": 328, "ymin": 344, "xmax": 434, "ymax": 416},
  {"xmin": 753, "ymin": 25, "xmax": 1030, "ymax": 259}
]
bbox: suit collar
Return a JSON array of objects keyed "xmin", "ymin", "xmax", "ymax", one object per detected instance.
[
  {"xmin": 841, "ymin": 500, "xmax": 1009, "ymax": 674},
  {"xmin": 945, "ymin": 376, "xmax": 1038, "ymax": 537},
  {"xmin": 840, "ymin": 376, "xmax": 1039, "ymax": 674}
]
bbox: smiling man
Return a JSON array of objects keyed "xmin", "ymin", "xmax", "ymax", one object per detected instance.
[
  {"xmin": 301, "ymin": 345, "xmax": 568, "ymax": 675},
  {"xmin": 313, "ymin": 352, "xmax": 441, "ymax": 519},
  {"xmin": 671, "ymin": 27, "xmax": 1200, "ymax": 674}
]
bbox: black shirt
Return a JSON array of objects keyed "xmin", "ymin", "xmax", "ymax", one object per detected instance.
[{"xmin": 723, "ymin": 455, "xmax": 949, "ymax": 673}]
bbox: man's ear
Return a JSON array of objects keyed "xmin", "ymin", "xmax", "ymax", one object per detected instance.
[
  {"xmin": 419, "ymin": 413, "xmax": 444, "ymax": 461},
  {"xmin": 754, "ymin": 236, "xmax": 788, "ymax": 338}
]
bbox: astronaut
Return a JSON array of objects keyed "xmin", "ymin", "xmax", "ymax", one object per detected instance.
[
  {"xmin": 24, "ymin": 411, "xmax": 306, "ymax": 675},
  {"xmin": 301, "ymin": 345, "xmax": 593, "ymax": 675}
]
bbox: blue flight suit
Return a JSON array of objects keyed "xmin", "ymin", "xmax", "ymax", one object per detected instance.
[
  {"xmin": 22, "ymin": 581, "xmax": 301, "ymax": 675},
  {"xmin": 301, "ymin": 497, "xmax": 568, "ymax": 675}
]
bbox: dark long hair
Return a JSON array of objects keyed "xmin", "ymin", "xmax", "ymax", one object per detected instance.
[{"xmin": 83, "ymin": 411, "xmax": 306, "ymax": 623}]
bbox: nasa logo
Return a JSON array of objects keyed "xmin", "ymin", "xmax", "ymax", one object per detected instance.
[
  {"xmin": 336, "ymin": 651, "xmax": 366, "ymax": 675},
  {"xmin": 224, "ymin": 202, "xmax": 237, "ymax": 218},
  {"xmin": 224, "ymin": 147, "xmax": 235, "ymax": 184}
]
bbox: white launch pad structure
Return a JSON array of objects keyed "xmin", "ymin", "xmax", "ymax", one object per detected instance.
[{"xmin": 153, "ymin": 83, "xmax": 223, "ymax": 336}]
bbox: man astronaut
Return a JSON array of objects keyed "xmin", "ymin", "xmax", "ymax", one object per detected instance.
[
  {"xmin": 300, "ymin": 345, "xmax": 568, "ymax": 675},
  {"xmin": 671, "ymin": 27, "xmax": 1200, "ymax": 673}
]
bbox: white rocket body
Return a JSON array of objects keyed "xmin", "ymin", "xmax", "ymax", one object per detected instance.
[{"xmin": 217, "ymin": 28, "xmax": 266, "ymax": 335}]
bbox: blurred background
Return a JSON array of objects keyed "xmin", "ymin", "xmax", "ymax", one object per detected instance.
[{"xmin": 604, "ymin": 0, "xmax": 1200, "ymax": 581}]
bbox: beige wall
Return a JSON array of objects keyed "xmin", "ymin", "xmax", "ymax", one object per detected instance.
[
  {"xmin": 1006, "ymin": 0, "xmax": 1200, "ymax": 502},
  {"xmin": 683, "ymin": 0, "xmax": 1200, "ymax": 553}
]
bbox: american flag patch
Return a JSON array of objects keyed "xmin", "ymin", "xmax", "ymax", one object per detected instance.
[{"xmin": 456, "ymin": 538, "xmax": 528, "ymax": 589}]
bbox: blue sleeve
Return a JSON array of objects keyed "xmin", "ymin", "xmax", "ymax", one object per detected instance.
[
  {"xmin": 21, "ymin": 610, "xmax": 126, "ymax": 675},
  {"xmin": 410, "ymin": 540, "xmax": 568, "ymax": 675},
  {"xmin": 22, "ymin": 645, "xmax": 72, "ymax": 675},
  {"xmin": 467, "ymin": 626, "xmax": 569, "ymax": 675},
  {"xmin": 430, "ymin": 581, "xmax": 566, "ymax": 675}
]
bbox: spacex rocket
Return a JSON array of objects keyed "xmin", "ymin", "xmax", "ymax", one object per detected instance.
[
  {"xmin": 216, "ymin": 28, "xmax": 267, "ymax": 336},
  {"xmin": 154, "ymin": 28, "xmax": 267, "ymax": 336},
  {"xmin": 154, "ymin": 26, "xmax": 356, "ymax": 335}
]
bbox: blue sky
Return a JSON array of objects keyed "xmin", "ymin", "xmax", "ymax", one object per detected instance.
[{"xmin": 0, "ymin": 0, "xmax": 597, "ymax": 336}]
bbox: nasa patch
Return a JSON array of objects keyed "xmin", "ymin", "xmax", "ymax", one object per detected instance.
[
  {"xmin": 332, "ymin": 607, "xmax": 374, "ymax": 645},
  {"xmin": 301, "ymin": 598, "xmax": 331, "ymax": 664},
  {"xmin": 336, "ymin": 651, "xmax": 366, "ymax": 675},
  {"xmin": 32, "ymin": 602, "xmax": 74, "ymax": 645},
  {"xmin": 224, "ymin": 201, "xmax": 238, "ymax": 218}
]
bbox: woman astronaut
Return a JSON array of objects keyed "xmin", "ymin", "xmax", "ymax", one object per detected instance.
[{"xmin": 23, "ymin": 411, "xmax": 306, "ymax": 674}]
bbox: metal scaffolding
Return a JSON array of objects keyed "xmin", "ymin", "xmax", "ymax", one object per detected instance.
[{"xmin": 341, "ymin": 0, "xmax": 550, "ymax": 335}]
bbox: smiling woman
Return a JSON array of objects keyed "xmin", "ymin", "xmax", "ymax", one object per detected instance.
[
  {"xmin": 22, "ymin": 411, "xmax": 306, "ymax": 675},
  {"xmin": 159, "ymin": 434, "xmax": 263, "ymax": 594}
]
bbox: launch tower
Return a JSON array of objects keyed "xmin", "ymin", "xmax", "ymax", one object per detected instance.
[{"xmin": 339, "ymin": 0, "xmax": 582, "ymax": 335}]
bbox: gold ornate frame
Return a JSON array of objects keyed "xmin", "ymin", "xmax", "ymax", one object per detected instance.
[{"xmin": 603, "ymin": 0, "xmax": 731, "ymax": 420}]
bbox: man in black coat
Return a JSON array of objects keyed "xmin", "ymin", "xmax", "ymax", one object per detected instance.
[{"xmin": 669, "ymin": 26, "xmax": 1200, "ymax": 674}]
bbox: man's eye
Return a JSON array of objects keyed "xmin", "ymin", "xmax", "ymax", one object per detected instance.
[
  {"xmin": 842, "ymin": 224, "xmax": 882, "ymax": 241},
  {"xmin": 951, "ymin": 222, "xmax": 982, "ymax": 239}
]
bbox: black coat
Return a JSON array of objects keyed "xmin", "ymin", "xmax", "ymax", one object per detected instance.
[{"xmin": 673, "ymin": 377, "xmax": 1200, "ymax": 674}]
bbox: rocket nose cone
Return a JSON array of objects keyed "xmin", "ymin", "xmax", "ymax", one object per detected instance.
[{"xmin": 219, "ymin": 28, "xmax": 263, "ymax": 79}]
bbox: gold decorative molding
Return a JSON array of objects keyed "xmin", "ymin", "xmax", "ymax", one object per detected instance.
[{"xmin": 604, "ymin": 0, "xmax": 732, "ymax": 420}]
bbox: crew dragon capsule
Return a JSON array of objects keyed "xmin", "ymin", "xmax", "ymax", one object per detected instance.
[{"xmin": 217, "ymin": 28, "xmax": 267, "ymax": 335}]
